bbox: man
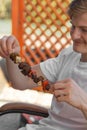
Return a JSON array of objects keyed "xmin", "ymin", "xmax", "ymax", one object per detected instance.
[{"xmin": 0, "ymin": 0, "xmax": 87, "ymax": 129}]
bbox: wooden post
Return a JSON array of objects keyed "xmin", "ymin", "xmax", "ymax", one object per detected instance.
[
  {"xmin": 12, "ymin": 0, "xmax": 19, "ymax": 38},
  {"xmin": 12, "ymin": 0, "xmax": 24, "ymax": 56}
]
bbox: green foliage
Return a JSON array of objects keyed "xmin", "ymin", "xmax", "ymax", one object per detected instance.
[{"xmin": 0, "ymin": 0, "xmax": 11, "ymax": 19}]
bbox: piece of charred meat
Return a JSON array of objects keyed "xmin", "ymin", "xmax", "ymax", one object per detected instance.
[{"xmin": 10, "ymin": 53, "xmax": 22, "ymax": 63}]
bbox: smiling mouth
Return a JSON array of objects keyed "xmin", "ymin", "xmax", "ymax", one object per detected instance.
[
  {"xmin": 74, "ymin": 42, "xmax": 81, "ymax": 46},
  {"xmin": 73, "ymin": 39, "xmax": 84, "ymax": 44}
]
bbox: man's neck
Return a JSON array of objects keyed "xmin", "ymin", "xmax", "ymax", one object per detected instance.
[{"xmin": 80, "ymin": 54, "xmax": 87, "ymax": 62}]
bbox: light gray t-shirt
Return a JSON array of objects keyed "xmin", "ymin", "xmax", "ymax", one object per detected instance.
[
  {"xmin": 39, "ymin": 45, "xmax": 87, "ymax": 130},
  {"xmin": 19, "ymin": 46, "xmax": 87, "ymax": 130}
]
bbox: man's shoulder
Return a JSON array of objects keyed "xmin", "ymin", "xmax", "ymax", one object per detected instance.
[
  {"xmin": 60, "ymin": 45, "xmax": 77, "ymax": 56},
  {"xmin": 56, "ymin": 45, "xmax": 80, "ymax": 61}
]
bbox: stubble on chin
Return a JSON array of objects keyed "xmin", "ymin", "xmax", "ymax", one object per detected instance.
[{"xmin": 73, "ymin": 45, "xmax": 80, "ymax": 53}]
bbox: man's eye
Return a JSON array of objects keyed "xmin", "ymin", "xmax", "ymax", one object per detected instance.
[{"xmin": 81, "ymin": 29, "xmax": 87, "ymax": 32}]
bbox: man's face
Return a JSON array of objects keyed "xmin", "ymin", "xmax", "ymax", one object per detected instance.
[{"xmin": 70, "ymin": 13, "xmax": 87, "ymax": 54}]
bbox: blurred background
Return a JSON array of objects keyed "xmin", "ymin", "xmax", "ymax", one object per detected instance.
[{"xmin": 0, "ymin": 0, "xmax": 11, "ymax": 37}]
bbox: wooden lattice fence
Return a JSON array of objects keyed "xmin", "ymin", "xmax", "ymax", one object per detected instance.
[{"xmin": 12, "ymin": 0, "xmax": 71, "ymax": 66}]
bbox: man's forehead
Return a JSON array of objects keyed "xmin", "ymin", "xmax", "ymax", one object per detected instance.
[
  {"xmin": 71, "ymin": 12, "xmax": 87, "ymax": 20},
  {"xmin": 70, "ymin": 14, "xmax": 87, "ymax": 27}
]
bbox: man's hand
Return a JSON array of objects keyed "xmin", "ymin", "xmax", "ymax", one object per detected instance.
[
  {"xmin": 0, "ymin": 35, "xmax": 20, "ymax": 58},
  {"xmin": 53, "ymin": 78, "xmax": 87, "ymax": 110}
]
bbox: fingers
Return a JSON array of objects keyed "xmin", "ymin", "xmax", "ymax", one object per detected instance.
[
  {"xmin": 54, "ymin": 83, "xmax": 66, "ymax": 90},
  {"xmin": 0, "ymin": 46, "xmax": 7, "ymax": 58},
  {"xmin": 0, "ymin": 36, "xmax": 8, "ymax": 57},
  {"xmin": 6, "ymin": 36, "xmax": 15, "ymax": 53},
  {"xmin": 0, "ymin": 35, "xmax": 20, "ymax": 58},
  {"xmin": 56, "ymin": 95, "xmax": 68, "ymax": 102},
  {"xmin": 54, "ymin": 89, "xmax": 67, "ymax": 96},
  {"xmin": 53, "ymin": 78, "xmax": 74, "ymax": 90},
  {"xmin": 56, "ymin": 78, "xmax": 73, "ymax": 84},
  {"xmin": 53, "ymin": 87, "xmax": 69, "ymax": 103},
  {"xmin": 54, "ymin": 88, "xmax": 68, "ymax": 97},
  {"xmin": 6, "ymin": 35, "xmax": 20, "ymax": 53},
  {"xmin": 53, "ymin": 79, "xmax": 72, "ymax": 102}
]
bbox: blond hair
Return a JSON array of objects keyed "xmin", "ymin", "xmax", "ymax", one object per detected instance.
[{"xmin": 67, "ymin": 0, "xmax": 87, "ymax": 18}]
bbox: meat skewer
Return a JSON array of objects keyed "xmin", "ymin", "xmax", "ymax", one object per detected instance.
[{"xmin": 10, "ymin": 53, "xmax": 50, "ymax": 92}]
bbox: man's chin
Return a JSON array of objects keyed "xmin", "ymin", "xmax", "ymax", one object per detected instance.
[{"xmin": 73, "ymin": 46, "xmax": 81, "ymax": 53}]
